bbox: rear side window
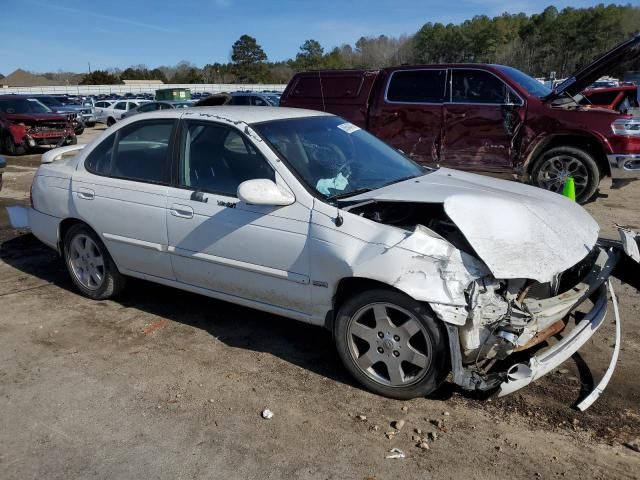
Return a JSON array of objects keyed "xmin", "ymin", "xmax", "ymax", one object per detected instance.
[
  {"xmin": 112, "ymin": 120, "xmax": 174, "ymax": 183},
  {"xmin": 451, "ymin": 70, "xmax": 507, "ymax": 104},
  {"xmin": 85, "ymin": 120, "xmax": 175, "ymax": 183},
  {"xmin": 252, "ymin": 96, "xmax": 268, "ymax": 106},
  {"xmin": 114, "ymin": 102, "xmax": 126, "ymax": 110},
  {"xmin": 85, "ymin": 133, "xmax": 115, "ymax": 175},
  {"xmin": 386, "ymin": 70, "xmax": 446, "ymax": 103}
]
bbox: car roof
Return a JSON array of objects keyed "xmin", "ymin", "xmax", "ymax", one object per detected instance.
[{"xmin": 125, "ymin": 106, "xmax": 332, "ymax": 124}]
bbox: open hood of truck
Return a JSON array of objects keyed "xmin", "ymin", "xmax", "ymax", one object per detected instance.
[
  {"xmin": 346, "ymin": 168, "xmax": 599, "ymax": 283},
  {"xmin": 545, "ymin": 34, "xmax": 640, "ymax": 102}
]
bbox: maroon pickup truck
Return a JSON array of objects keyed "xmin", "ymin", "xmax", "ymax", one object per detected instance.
[
  {"xmin": 281, "ymin": 35, "xmax": 640, "ymax": 203},
  {"xmin": 0, "ymin": 95, "xmax": 76, "ymax": 156}
]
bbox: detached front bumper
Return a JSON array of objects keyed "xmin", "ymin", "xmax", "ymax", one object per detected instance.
[
  {"xmin": 498, "ymin": 282, "xmax": 612, "ymax": 398},
  {"xmin": 608, "ymin": 153, "xmax": 640, "ymax": 179}
]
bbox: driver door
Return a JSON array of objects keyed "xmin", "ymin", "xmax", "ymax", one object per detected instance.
[
  {"xmin": 165, "ymin": 119, "xmax": 313, "ymax": 314},
  {"xmin": 442, "ymin": 69, "xmax": 524, "ymax": 174}
]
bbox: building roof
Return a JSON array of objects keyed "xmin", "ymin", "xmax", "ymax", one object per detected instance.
[
  {"xmin": 0, "ymin": 69, "xmax": 59, "ymax": 87},
  {"xmin": 122, "ymin": 79, "xmax": 164, "ymax": 85}
]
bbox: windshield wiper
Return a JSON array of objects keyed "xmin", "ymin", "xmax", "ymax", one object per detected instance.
[
  {"xmin": 382, "ymin": 174, "xmax": 419, "ymax": 187},
  {"xmin": 327, "ymin": 187, "xmax": 373, "ymax": 201}
]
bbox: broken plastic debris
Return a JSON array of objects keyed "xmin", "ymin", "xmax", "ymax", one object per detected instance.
[
  {"xmin": 385, "ymin": 448, "xmax": 406, "ymax": 459},
  {"xmin": 261, "ymin": 408, "xmax": 274, "ymax": 419}
]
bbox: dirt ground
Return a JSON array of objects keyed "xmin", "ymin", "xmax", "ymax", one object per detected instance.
[{"xmin": 1, "ymin": 126, "xmax": 639, "ymax": 479}]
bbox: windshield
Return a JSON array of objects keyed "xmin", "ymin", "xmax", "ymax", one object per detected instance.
[
  {"xmin": 495, "ymin": 65, "xmax": 552, "ymax": 99},
  {"xmin": 36, "ymin": 96, "xmax": 63, "ymax": 107},
  {"xmin": 0, "ymin": 98, "xmax": 53, "ymax": 114},
  {"xmin": 254, "ymin": 116, "xmax": 426, "ymax": 200}
]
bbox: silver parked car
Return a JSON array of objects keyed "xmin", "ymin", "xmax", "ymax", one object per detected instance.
[
  {"xmin": 28, "ymin": 107, "xmax": 639, "ymax": 407},
  {"xmin": 121, "ymin": 101, "xmax": 192, "ymax": 119}
]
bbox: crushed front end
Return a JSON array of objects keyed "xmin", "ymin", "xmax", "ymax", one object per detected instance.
[
  {"xmin": 9, "ymin": 118, "xmax": 76, "ymax": 150},
  {"xmin": 446, "ymin": 229, "xmax": 639, "ymax": 409}
]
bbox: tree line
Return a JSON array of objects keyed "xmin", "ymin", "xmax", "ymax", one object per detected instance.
[{"xmin": 77, "ymin": 4, "xmax": 640, "ymax": 86}]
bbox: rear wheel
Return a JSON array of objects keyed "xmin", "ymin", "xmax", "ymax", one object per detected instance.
[
  {"xmin": 2, "ymin": 133, "xmax": 26, "ymax": 156},
  {"xmin": 63, "ymin": 224, "xmax": 125, "ymax": 300},
  {"xmin": 531, "ymin": 146, "xmax": 600, "ymax": 204},
  {"xmin": 334, "ymin": 289, "xmax": 449, "ymax": 399},
  {"xmin": 86, "ymin": 122, "xmax": 96, "ymax": 128},
  {"xmin": 106, "ymin": 117, "xmax": 116, "ymax": 127}
]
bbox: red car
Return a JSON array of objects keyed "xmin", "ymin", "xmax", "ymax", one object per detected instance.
[
  {"xmin": 0, "ymin": 95, "xmax": 76, "ymax": 156},
  {"xmin": 581, "ymin": 84, "xmax": 638, "ymax": 113},
  {"xmin": 281, "ymin": 35, "xmax": 640, "ymax": 203}
]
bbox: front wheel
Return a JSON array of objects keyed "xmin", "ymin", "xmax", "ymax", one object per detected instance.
[
  {"xmin": 2, "ymin": 133, "xmax": 26, "ymax": 156},
  {"xmin": 334, "ymin": 289, "xmax": 449, "ymax": 399},
  {"xmin": 531, "ymin": 146, "xmax": 600, "ymax": 204},
  {"xmin": 63, "ymin": 224, "xmax": 125, "ymax": 300}
]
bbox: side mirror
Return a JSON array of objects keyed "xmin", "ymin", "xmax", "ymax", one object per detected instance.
[{"xmin": 237, "ymin": 179, "xmax": 295, "ymax": 206}]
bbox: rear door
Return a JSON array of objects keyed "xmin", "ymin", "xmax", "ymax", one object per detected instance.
[
  {"xmin": 442, "ymin": 68, "xmax": 524, "ymax": 173},
  {"xmin": 73, "ymin": 119, "xmax": 176, "ymax": 279},
  {"xmin": 368, "ymin": 68, "xmax": 447, "ymax": 165}
]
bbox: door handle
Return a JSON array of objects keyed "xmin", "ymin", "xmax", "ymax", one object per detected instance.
[
  {"xmin": 77, "ymin": 187, "xmax": 95, "ymax": 200},
  {"xmin": 170, "ymin": 204, "xmax": 194, "ymax": 219}
]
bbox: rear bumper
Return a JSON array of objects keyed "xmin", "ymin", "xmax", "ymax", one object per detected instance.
[{"xmin": 608, "ymin": 153, "xmax": 640, "ymax": 179}]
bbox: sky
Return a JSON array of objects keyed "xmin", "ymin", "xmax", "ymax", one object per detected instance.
[{"xmin": 1, "ymin": 0, "xmax": 614, "ymax": 74}]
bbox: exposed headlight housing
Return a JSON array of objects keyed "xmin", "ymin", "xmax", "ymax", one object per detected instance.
[{"xmin": 612, "ymin": 118, "xmax": 640, "ymax": 136}]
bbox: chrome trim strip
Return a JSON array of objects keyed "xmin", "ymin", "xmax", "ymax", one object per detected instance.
[
  {"xmin": 102, "ymin": 232, "xmax": 167, "ymax": 252},
  {"xmin": 168, "ymin": 246, "xmax": 310, "ymax": 285}
]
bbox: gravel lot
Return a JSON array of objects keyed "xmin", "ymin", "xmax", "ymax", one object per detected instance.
[{"xmin": 1, "ymin": 126, "xmax": 639, "ymax": 479}]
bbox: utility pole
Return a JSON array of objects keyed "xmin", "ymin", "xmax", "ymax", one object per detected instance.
[{"xmin": 88, "ymin": 62, "xmax": 92, "ymax": 74}]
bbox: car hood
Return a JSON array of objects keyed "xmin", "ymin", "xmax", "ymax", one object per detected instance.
[
  {"xmin": 7, "ymin": 113, "xmax": 69, "ymax": 122},
  {"xmin": 346, "ymin": 168, "xmax": 599, "ymax": 283},
  {"xmin": 546, "ymin": 34, "xmax": 640, "ymax": 101}
]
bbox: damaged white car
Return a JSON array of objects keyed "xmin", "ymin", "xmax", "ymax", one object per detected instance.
[{"xmin": 29, "ymin": 107, "xmax": 640, "ymax": 408}]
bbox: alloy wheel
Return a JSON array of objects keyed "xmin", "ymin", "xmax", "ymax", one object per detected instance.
[
  {"xmin": 68, "ymin": 234, "xmax": 105, "ymax": 290},
  {"xmin": 535, "ymin": 154, "xmax": 589, "ymax": 196},
  {"xmin": 346, "ymin": 302, "xmax": 432, "ymax": 387}
]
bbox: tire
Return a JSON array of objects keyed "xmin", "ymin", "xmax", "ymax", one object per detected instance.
[
  {"xmin": 531, "ymin": 146, "xmax": 600, "ymax": 204},
  {"xmin": 106, "ymin": 117, "xmax": 116, "ymax": 127},
  {"xmin": 75, "ymin": 126, "xmax": 85, "ymax": 136},
  {"xmin": 86, "ymin": 122, "xmax": 96, "ymax": 128},
  {"xmin": 2, "ymin": 132, "xmax": 26, "ymax": 156},
  {"xmin": 68, "ymin": 136, "xmax": 78, "ymax": 145},
  {"xmin": 334, "ymin": 288, "xmax": 449, "ymax": 399},
  {"xmin": 63, "ymin": 223, "xmax": 125, "ymax": 300}
]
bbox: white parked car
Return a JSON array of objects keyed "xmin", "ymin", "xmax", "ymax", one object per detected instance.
[
  {"xmin": 92, "ymin": 100, "xmax": 114, "ymax": 124},
  {"xmin": 96, "ymin": 100, "xmax": 149, "ymax": 127},
  {"xmin": 28, "ymin": 107, "xmax": 639, "ymax": 406}
]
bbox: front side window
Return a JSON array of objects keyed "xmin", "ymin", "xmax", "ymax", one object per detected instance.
[
  {"xmin": 138, "ymin": 103, "xmax": 158, "ymax": 112},
  {"xmin": 179, "ymin": 122, "xmax": 274, "ymax": 197},
  {"xmin": 386, "ymin": 70, "xmax": 446, "ymax": 103},
  {"xmin": 451, "ymin": 70, "xmax": 507, "ymax": 104},
  {"xmin": 85, "ymin": 120, "xmax": 174, "ymax": 183},
  {"xmin": 230, "ymin": 96, "xmax": 251, "ymax": 106},
  {"xmin": 254, "ymin": 116, "xmax": 426, "ymax": 200}
]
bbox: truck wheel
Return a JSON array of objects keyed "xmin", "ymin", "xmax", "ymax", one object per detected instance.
[
  {"xmin": 75, "ymin": 126, "xmax": 85, "ymax": 136},
  {"xmin": 86, "ymin": 122, "xmax": 96, "ymax": 128},
  {"xmin": 2, "ymin": 133, "xmax": 26, "ymax": 156},
  {"xmin": 106, "ymin": 117, "xmax": 116, "ymax": 127},
  {"xmin": 334, "ymin": 289, "xmax": 449, "ymax": 399},
  {"xmin": 531, "ymin": 146, "xmax": 600, "ymax": 203},
  {"xmin": 63, "ymin": 223, "xmax": 125, "ymax": 300}
]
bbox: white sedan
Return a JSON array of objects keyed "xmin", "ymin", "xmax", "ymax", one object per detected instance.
[
  {"xmin": 28, "ymin": 107, "xmax": 639, "ymax": 406},
  {"xmin": 96, "ymin": 100, "xmax": 149, "ymax": 127}
]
